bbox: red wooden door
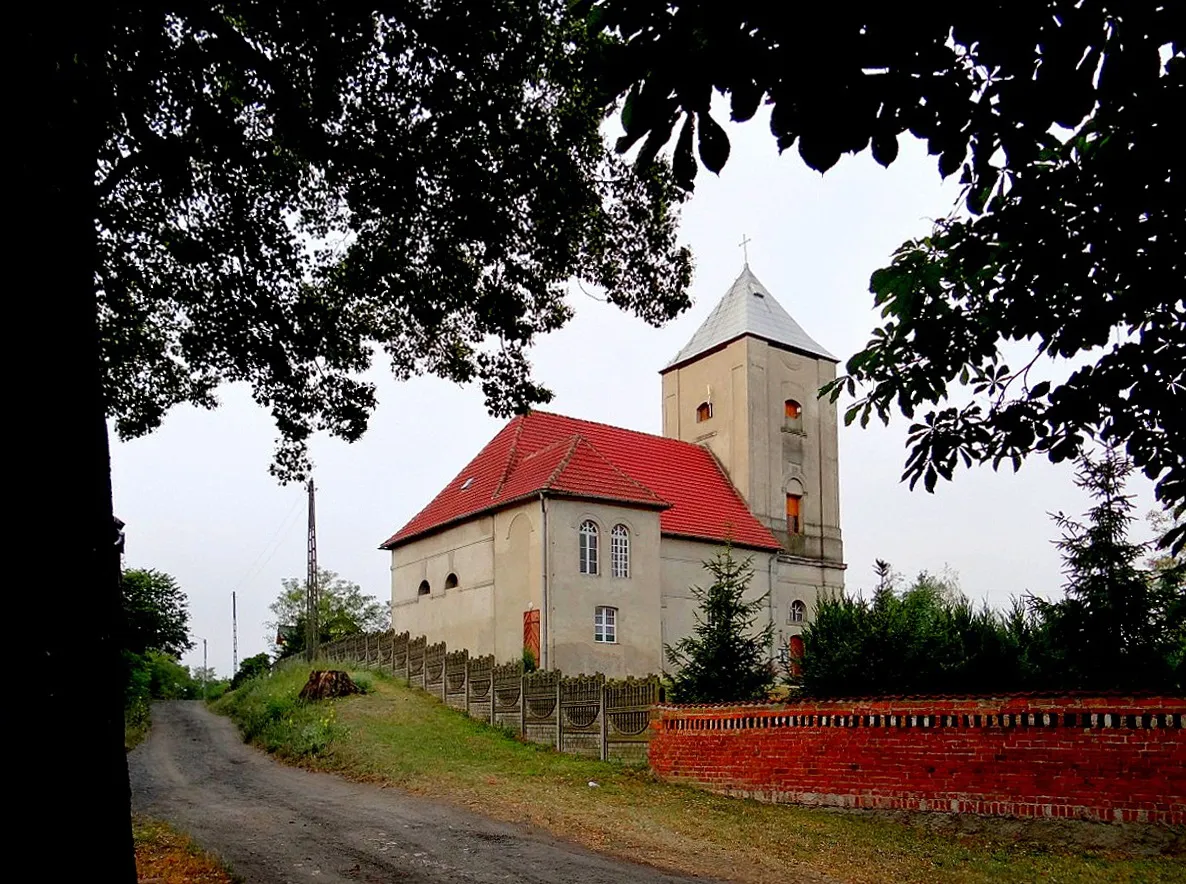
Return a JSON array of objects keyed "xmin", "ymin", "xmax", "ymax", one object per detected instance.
[{"xmin": 523, "ymin": 609, "xmax": 540, "ymax": 666}]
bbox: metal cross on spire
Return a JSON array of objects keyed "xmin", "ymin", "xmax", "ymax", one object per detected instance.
[{"xmin": 739, "ymin": 233, "xmax": 752, "ymax": 264}]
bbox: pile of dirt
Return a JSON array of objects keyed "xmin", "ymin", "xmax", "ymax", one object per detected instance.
[{"xmin": 298, "ymin": 670, "xmax": 361, "ymax": 701}]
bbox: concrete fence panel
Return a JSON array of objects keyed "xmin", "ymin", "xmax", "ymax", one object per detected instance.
[
  {"xmin": 492, "ymin": 660, "xmax": 524, "ymax": 732},
  {"xmin": 466, "ymin": 654, "xmax": 495, "ymax": 723},
  {"xmin": 444, "ymin": 649, "xmax": 469, "ymax": 712},
  {"xmin": 424, "ymin": 641, "xmax": 446, "ymax": 703},
  {"xmin": 560, "ymin": 674, "xmax": 605, "ymax": 759},
  {"xmin": 605, "ymin": 675, "xmax": 662, "ymax": 763},
  {"xmin": 407, "ymin": 635, "xmax": 427, "ymax": 690},
  {"xmin": 523, "ymin": 670, "xmax": 561, "ymax": 748}
]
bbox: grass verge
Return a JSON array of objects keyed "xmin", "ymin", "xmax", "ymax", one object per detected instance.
[
  {"xmin": 213, "ymin": 663, "xmax": 1184, "ymax": 884},
  {"xmin": 133, "ymin": 815, "xmax": 237, "ymax": 883}
]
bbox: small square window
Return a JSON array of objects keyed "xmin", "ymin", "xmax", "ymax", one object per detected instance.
[{"xmin": 594, "ymin": 606, "xmax": 617, "ymax": 643}]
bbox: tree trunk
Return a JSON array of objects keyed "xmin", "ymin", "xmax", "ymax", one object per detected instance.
[{"xmin": 16, "ymin": 8, "xmax": 136, "ymax": 879}]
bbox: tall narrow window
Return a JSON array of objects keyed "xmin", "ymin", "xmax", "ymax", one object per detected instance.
[
  {"xmin": 594, "ymin": 606, "xmax": 617, "ymax": 643},
  {"xmin": 786, "ymin": 493, "xmax": 802, "ymax": 535},
  {"xmin": 611, "ymin": 524, "xmax": 630, "ymax": 578},
  {"xmin": 790, "ymin": 599, "xmax": 806, "ymax": 623},
  {"xmin": 696, "ymin": 401, "xmax": 713, "ymax": 422},
  {"xmin": 579, "ymin": 520, "xmax": 599, "ymax": 574}
]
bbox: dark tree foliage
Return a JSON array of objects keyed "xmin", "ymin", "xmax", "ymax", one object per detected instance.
[
  {"xmin": 1034, "ymin": 448, "xmax": 1184, "ymax": 692},
  {"xmin": 99, "ymin": 1, "xmax": 692, "ymax": 480},
  {"xmin": 20, "ymin": 4, "xmax": 691, "ymax": 874},
  {"xmin": 121, "ymin": 568, "xmax": 193, "ymax": 658},
  {"xmin": 231, "ymin": 652, "xmax": 273, "ymax": 689},
  {"xmin": 666, "ymin": 547, "xmax": 774, "ymax": 703},
  {"xmin": 586, "ymin": 1, "xmax": 1185, "ymax": 552}
]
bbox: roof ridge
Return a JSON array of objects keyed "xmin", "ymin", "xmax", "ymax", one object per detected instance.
[
  {"xmin": 550, "ymin": 435, "xmax": 665, "ymax": 502},
  {"xmin": 528, "ymin": 409, "xmax": 704, "ymax": 451},
  {"xmin": 542, "ymin": 435, "xmax": 584, "ymax": 489},
  {"xmin": 491, "ymin": 415, "xmax": 529, "ymax": 499}
]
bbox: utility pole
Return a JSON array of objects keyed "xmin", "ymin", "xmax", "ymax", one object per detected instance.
[
  {"xmin": 195, "ymin": 636, "xmax": 208, "ymax": 700},
  {"xmin": 306, "ymin": 478, "xmax": 319, "ymax": 662},
  {"xmin": 232, "ymin": 591, "xmax": 238, "ymax": 675}
]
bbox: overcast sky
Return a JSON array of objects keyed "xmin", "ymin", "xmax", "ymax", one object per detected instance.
[{"xmin": 110, "ymin": 111, "xmax": 1159, "ymax": 678}]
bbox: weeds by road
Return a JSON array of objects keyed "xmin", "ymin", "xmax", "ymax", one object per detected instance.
[
  {"xmin": 213, "ymin": 662, "xmax": 1184, "ymax": 884},
  {"xmin": 134, "ymin": 815, "xmax": 237, "ymax": 883}
]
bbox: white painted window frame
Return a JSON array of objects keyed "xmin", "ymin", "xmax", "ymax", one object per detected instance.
[
  {"xmin": 610, "ymin": 524, "xmax": 630, "ymax": 578},
  {"xmin": 579, "ymin": 519, "xmax": 599, "ymax": 575},
  {"xmin": 594, "ymin": 605, "xmax": 617, "ymax": 643}
]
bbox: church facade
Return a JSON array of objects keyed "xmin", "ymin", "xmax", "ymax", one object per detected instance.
[{"xmin": 381, "ymin": 266, "xmax": 845, "ymax": 678}]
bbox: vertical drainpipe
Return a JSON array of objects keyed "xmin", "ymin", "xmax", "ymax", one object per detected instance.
[
  {"xmin": 768, "ymin": 552, "xmax": 776, "ymax": 665},
  {"xmin": 540, "ymin": 492, "xmax": 549, "ymax": 670}
]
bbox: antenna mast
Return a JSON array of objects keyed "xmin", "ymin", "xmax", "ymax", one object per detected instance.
[
  {"xmin": 232, "ymin": 591, "xmax": 238, "ymax": 675},
  {"xmin": 305, "ymin": 478, "xmax": 319, "ymax": 662}
]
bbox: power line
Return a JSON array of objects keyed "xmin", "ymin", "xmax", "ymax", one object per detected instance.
[{"xmin": 229, "ymin": 494, "xmax": 303, "ymax": 596}]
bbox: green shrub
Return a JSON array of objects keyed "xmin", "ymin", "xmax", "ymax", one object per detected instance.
[
  {"xmin": 801, "ymin": 451, "xmax": 1184, "ymax": 696},
  {"xmin": 522, "ymin": 647, "xmax": 538, "ymax": 672},
  {"xmin": 213, "ymin": 661, "xmax": 350, "ymax": 758},
  {"xmin": 231, "ymin": 652, "xmax": 273, "ymax": 689}
]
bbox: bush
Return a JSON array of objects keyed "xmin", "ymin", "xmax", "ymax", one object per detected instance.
[
  {"xmin": 231, "ymin": 652, "xmax": 272, "ymax": 689},
  {"xmin": 801, "ymin": 574, "xmax": 1033, "ymax": 697},
  {"xmin": 213, "ymin": 661, "xmax": 357, "ymax": 758},
  {"xmin": 123, "ymin": 650, "xmax": 204, "ymax": 748},
  {"xmin": 801, "ymin": 452, "xmax": 1184, "ymax": 697}
]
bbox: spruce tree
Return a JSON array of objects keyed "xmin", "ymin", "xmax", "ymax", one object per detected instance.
[
  {"xmin": 665, "ymin": 547, "xmax": 774, "ymax": 703},
  {"xmin": 1038, "ymin": 448, "xmax": 1184, "ymax": 692}
]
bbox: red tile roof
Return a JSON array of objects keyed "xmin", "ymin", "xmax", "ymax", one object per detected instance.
[{"xmin": 381, "ymin": 411, "xmax": 781, "ymax": 551}]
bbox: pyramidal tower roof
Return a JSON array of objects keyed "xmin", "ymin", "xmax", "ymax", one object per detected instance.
[{"xmin": 664, "ymin": 264, "xmax": 837, "ymax": 369}]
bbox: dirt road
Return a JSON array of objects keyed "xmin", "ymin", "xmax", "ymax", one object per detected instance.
[{"xmin": 129, "ymin": 701, "xmax": 711, "ymax": 883}]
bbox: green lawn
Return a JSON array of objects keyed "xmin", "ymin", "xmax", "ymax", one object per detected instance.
[{"xmin": 213, "ymin": 663, "xmax": 1184, "ymax": 884}]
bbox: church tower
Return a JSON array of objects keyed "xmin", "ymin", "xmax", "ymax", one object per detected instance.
[{"xmin": 660, "ymin": 265, "xmax": 845, "ymax": 587}]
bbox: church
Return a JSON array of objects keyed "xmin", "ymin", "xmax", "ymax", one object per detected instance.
[{"xmin": 381, "ymin": 265, "xmax": 845, "ymax": 678}]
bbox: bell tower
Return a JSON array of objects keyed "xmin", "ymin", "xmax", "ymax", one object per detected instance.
[{"xmin": 660, "ymin": 264, "xmax": 844, "ymax": 573}]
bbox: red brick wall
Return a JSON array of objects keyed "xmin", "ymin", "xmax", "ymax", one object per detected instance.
[{"xmin": 649, "ymin": 696, "xmax": 1186, "ymax": 825}]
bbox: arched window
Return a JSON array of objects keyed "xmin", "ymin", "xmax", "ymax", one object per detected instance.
[
  {"xmin": 444, "ymin": 573, "xmax": 459, "ymax": 590},
  {"xmin": 784, "ymin": 399, "xmax": 803, "ymax": 431},
  {"xmin": 696, "ymin": 401, "xmax": 713, "ymax": 422},
  {"xmin": 786, "ymin": 493, "xmax": 802, "ymax": 535},
  {"xmin": 611, "ymin": 524, "xmax": 630, "ymax": 578},
  {"xmin": 417, "ymin": 580, "xmax": 431, "ymax": 596},
  {"xmin": 790, "ymin": 599, "xmax": 806, "ymax": 623},
  {"xmin": 579, "ymin": 520, "xmax": 599, "ymax": 575}
]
